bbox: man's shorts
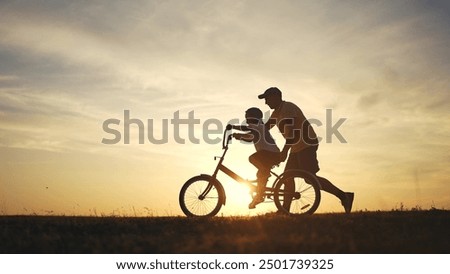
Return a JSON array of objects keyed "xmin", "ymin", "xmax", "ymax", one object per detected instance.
[{"xmin": 285, "ymin": 145, "xmax": 320, "ymax": 174}]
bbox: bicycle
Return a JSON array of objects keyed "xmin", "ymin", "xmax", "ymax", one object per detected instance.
[{"xmin": 179, "ymin": 128, "xmax": 322, "ymax": 217}]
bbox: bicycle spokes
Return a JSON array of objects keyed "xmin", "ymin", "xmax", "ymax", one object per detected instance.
[
  {"xmin": 180, "ymin": 176, "xmax": 224, "ymax": 217},
  {"xmin": 274, "ymin": 172, "xmax": 321, "ymax": 215}
]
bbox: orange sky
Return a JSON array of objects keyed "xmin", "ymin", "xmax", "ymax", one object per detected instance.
[{"xmin": 1, "ymin": 1, "xmax": 449, "ymax": 216}]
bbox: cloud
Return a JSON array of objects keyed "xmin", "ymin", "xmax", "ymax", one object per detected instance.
[{"xmin": 0, "ymin": 74, "xmax": 19, "ymax": 82}]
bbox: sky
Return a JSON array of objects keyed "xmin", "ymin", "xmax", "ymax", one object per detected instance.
[{"xmin": 0, "ymin": 0, "xmax": 449, "ymax": 216}]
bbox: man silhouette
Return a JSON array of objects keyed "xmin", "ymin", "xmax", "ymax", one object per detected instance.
[{"xmin": 259, "ymin": 87, "xmax": 354, "ymax": 213}]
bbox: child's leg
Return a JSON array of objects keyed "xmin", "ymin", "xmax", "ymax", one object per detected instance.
[
  {"xmin": 256, "ymin": 168, "xmax": 270, "ymax": 196},
  {"xmin": 249, "ymin": 152, "xmax": 270, "ymax": 196},
  {"xmin": 257, "ymin": 151, "xmax": 280, "ymax": 194},
  {"xmin": 248, "ymin": 152, "xmax": 274, "ymax": 209},
  {"xmin": 249, "ymin": 172, "xmax": 267, "ymax": 209}
]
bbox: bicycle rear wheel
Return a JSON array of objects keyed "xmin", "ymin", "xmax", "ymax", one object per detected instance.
[
  {"xmin": 273, "ymin": 170, "xmax": 321, "ymax": 215},
  {"xmin": 179, "ymin": 175, "xmax": 224, "ymax": 217}
]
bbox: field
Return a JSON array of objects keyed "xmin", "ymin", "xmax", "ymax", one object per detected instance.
[{"xmin": 1, "ymin": 210, "xmax": 449, "ymax": 253}]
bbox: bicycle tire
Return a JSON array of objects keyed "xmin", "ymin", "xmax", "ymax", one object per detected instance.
[
  {"xmin": 273, "ymin": 170, "xmax": 321, "ymax": 215},
  {"xmin": 179, "ymin": 175, "xmax": 224, "ymax": 217}
]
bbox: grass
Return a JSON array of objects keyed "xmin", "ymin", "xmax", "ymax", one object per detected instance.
[{"xmin": 0, "ymin": 209, "xmax": 449, "ymax": 253}]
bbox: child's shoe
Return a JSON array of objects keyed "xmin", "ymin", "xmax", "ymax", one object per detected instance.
[{"xmin": 249, "ymin": 195, "xmax": 265, "ymax": 209}]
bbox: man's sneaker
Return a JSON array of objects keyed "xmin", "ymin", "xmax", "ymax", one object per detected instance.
[
  {"xmin": 249, "ymin": 196, "xmax": 265, "ymax": 209},
  {"xmin": 341, "ymin": 192, "xmax": 354, "ymax": 214}
]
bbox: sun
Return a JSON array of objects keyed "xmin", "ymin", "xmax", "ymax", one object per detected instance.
[
  {"xmin": 214, "ymin": 163, "xmax": 281, "ymax": 216},
  {"xmin": 193, "ymin": 139, "xmax": 283, "ymax": 216}
]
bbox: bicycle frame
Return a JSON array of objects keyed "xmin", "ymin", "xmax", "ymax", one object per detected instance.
[
  {"xmin": 180, "ymin": 128, "xmax": 322, "ymax": 216},
  {"xmin": 204, "ymin": 130, "xmax": 281, "ymax": 197},
  {"xmin": 212, "ymin": 137, "xmax": 242, "ymax": 182}
]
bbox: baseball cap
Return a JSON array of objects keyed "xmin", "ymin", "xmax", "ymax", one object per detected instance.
[{"xmin": 258, "ymin": 87, "xmax": 282, "ymax": 99}]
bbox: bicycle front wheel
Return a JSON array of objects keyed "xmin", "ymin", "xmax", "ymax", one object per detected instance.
[
  {"xmin": 274, "ymin": 170, "xmax": 321, "ymax": 215},
  {"xmin": 179, "ymin": 175, "xmax": 224, "ymax": 217}
]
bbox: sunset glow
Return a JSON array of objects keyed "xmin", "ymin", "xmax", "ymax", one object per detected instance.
[{"xmin": 1, "ymin": 1, "xmax": 449, "ymax": 216}]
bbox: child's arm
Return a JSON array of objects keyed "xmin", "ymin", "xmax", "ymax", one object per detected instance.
[
  {"xmin": 227, "ymin": 124, "xmax": 260, "ymax": 143},
  {"xmin": 230, "ymin": 125, "xmax": 250, "ymax": 131},
  {"xmin": 232, "ymin": 133, "xmax": 254, "ymax": 142}
]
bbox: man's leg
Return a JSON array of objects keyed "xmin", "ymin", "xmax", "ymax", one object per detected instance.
[
  {"xmin": 285, "ymin": 147, "xmax": 354, "ymax": 213},
  {"xmin": 316, "ymin": 177, "xmax": 353, "ymax": 213},
  {"xmin": 316, "ymin": 176, "xmax": 345, "ymax": 200}
]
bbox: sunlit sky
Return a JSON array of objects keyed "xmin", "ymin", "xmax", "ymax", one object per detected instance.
[{"xmin": 1, "ymin": 0, "xmax": 449, "ymax": 216}]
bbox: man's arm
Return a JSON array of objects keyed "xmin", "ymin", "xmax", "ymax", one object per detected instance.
[
  {"xmin": 263, "ymin": 114, "xmax": 291, "ymax": 162},
  {"xmin": 265, "ymin": 117, "xmax": 277, "ymax": 130},
  {"xmin": 280, "ymin": 144, "xmax": 291, "ymax": 162},
  {"xmin": 279, "ymin": 117, "xmax": 301, "ymax": 162}
]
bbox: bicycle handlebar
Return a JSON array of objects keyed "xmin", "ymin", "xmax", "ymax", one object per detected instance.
[{"xmin": 222, "ymin": 128, "xmax": 233, "ymax": 149}]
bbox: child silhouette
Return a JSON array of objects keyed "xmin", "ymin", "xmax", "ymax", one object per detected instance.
[{"xmin": 229, "ymin": 107, "xmax": 280, "ymax": 209}]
